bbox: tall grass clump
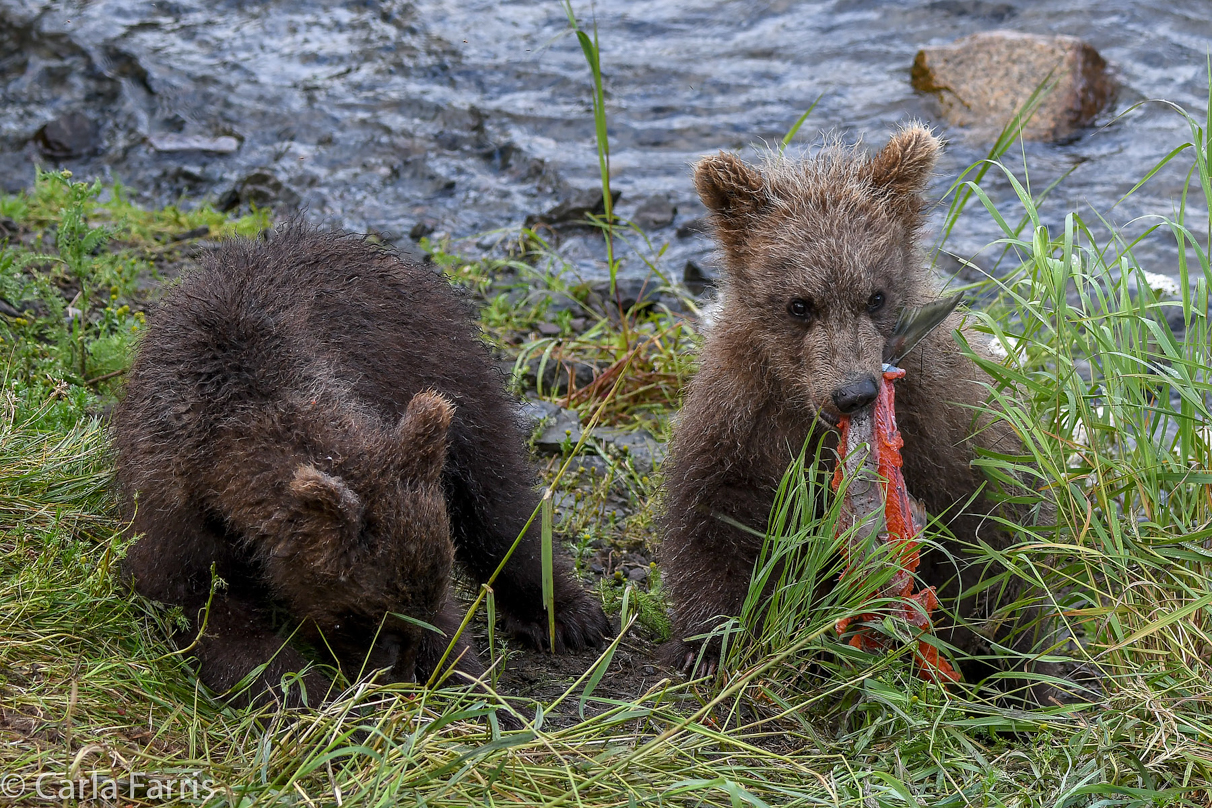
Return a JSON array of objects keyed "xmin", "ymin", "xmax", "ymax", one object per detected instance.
[{"xmin": 955, "ymin": 93, "xmax": 1212, "ymax": 707}]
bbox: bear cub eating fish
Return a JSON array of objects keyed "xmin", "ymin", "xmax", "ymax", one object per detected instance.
[
  {"xmin": 115, "ymin": 225, "xmax": 610, "ymax": 707},
  {"xmin": 660, "ymin": 126, "xmax": 1059, "ymax": 693}
]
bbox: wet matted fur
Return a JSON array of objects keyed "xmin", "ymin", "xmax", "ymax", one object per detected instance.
[{"xmin": 115, "ymin": 225, "xmax": 609, "ymax": 707}]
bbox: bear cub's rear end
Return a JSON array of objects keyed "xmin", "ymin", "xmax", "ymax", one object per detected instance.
[{"xmin": 115, "ymin": 225, "xmax": 609, "ymax": 707}]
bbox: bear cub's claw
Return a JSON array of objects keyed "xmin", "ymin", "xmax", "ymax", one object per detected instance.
[{"xmin": 661, "ymin": 638, "xmax": 721, "ymax": 679}]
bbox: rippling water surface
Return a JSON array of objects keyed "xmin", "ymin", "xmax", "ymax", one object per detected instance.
[{"xmin": 2, "ymin": 0, "xmax": 1210, "ymax": 279}]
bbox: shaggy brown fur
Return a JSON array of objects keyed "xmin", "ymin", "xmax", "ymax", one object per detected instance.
[
  {"xmin": 115, "ymin": 225, "xmax": 610, "ymax": 707},
  {"xmin": 661, "ymin": 127, "xmax": 1052, "ymax": 692}
]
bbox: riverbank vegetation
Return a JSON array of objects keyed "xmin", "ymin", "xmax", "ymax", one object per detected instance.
[{"xmin": 3, "ymin": 59, "xmax": 1212, "ymax": 808}]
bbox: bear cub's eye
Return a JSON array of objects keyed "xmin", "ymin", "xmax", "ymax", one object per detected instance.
[
  {"xmin": 867, "ymin": 292, "xmax": 886, "ymax": 313},
  {"xmin": 787, "ymin": 298, "xmax": 813, "ymax": 320}
]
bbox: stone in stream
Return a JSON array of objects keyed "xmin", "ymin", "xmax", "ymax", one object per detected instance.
[
  {"xmin": 630, "ymin": 193, "xmax": 677, "ymax": 230},
  {"xmin": 148, "ymin": 134, "xmax": 241, "ymax": 154},
  {"xmin": 34, "ymin": 112, "xmax": 100, "ymax": 159},
  {"xmin": 524, "ymin": 186, "xmax": 622, "ymax": 229},
  {"xmin": 911, "ymin": 32, "xmax": 1115, "ymax": 142}
]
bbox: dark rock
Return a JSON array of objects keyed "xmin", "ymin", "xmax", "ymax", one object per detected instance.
[
  {"xmin": 500, "ymin": 287, "xmax": 529, "ymax": 308},
  {"xmin": 551, "ymin": 490, "xmax": 578, "ymax": 521},
  {"xmin": 537, "ymin": 322, "xmax": 562, "ymax": 337},
  {"xmin": 518, "ymin": 399, "xmax": 561, "ymax": 430},
  {"xmin": 1163, "ymin": 303, "xmax": 1188, "ymax": 338},
  {"xmin": 934, "ymin": 251, "xmax": 996, "ymax": 283},
  {"xmin": 525, "ymin": 187, "xmax": 622, "ymax": 229},
  {"xmin": 676, "ymin": 216, "xmax": 710, "ymax": 239},
  {"xmin": 148, "ymin": 134, "xmax": 241, "ymax": 154},
  {"xmin": 600, "ymin": 497, "xmax": 632, "ymax": 522},
  {"xmin": 529, "ymin": 405, "xmax": 584, "ymax": 454},
  {"xmin": 911, "ymin": 32, "xmax": 1115, "ymax": 142},
  {"xmin": 410, "ymin": 220, "xmax": 436, "ymax": 241},
  {"xmin": 514, "ymin": 354, "xmax": 598, "ymax": 397},
  {"xmin": 34, "ymin": 112, "xmax": 100, "ymax": 159},
  {"xmin": 520, "ymin": 357, "xmax": 597, "ymax": 397},
  {"xmin": 0, "ymin": 298, "xmax": 20, "ymax": 318},
  {"xmin": 567, "ymin": 455, "xmax": 610, "ymax": 478},
  {"xmin": 589, "ymin": 427, "xmax": 666, "ymax": 474},
  {"xmin": 546, "ymin": 296, "xmax": 581, "ymax": 316},
  {"xmin": 627, "ymin": 566, "xmax": 649, "ymax": 582},
  {"xmin": 631, "ymin": 194, "xmax": 677, "ymax": 230},
  {"xmin": 683, "ymin": 259, "xmax": 716, "ymax": 296},
  {"xmin": 10, "ymin": 298, "xmax": 48, "ymax": 318},
  {"xmin": 367, "ymin": 226, "xmax": 405, "ymax": 246},
  {"xmin": 0, "ymin": 218, "xmax": 19, "ymax": 239},
  {"xmin": 217, "ymin": 169, "xmax": 300, "ymax": 212},
  {"xmin": 588, "ymin": 278, "xmax": 661, "ymax": 316},
  {"xmin": 170, "ymin": 226, "xmax": 211, "ymax": 242},
  {"xmin": 483, "ymin": 140, "xmax": 520, "ymax": 171},
  {"xmin": 498, "ymin": 353, "xmax": 521, "ymax": 379}
]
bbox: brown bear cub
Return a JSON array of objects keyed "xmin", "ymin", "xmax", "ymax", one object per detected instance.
[
  {"xmin": 115, "ymin": 225, "xmax": 610, "ymax": 707},
  {"xmin": 661, "ymin": 127, "xmax": 1045, "ymax": 688}
]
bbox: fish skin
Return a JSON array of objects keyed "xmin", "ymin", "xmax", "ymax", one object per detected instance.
[{"xmin": 832, "ymin": 365, "xmax": 960, "ymax": 684}]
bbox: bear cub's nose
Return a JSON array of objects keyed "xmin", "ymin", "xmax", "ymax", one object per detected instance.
[{"xmin": 832, "ymin": 376, "xmax": 880, "ymax": 414}]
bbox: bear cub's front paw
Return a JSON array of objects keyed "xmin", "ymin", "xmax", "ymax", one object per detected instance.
[{"xmin": 504, "ymin": 592, "xmax": 612, "ymax": 653}]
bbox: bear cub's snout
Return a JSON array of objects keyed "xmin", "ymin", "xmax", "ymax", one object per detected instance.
[{"xmin": 831, "ymin": 375, "xmax": 881, "ymax": 414}]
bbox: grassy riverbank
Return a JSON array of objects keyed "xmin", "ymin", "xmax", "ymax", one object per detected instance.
[{"xmin": 2, "ymin": 90, "xmax": 1212, "ymax": 806}]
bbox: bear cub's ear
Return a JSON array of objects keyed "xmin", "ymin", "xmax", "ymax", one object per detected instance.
[
  {"xmin": 290, "ymin": 465, "xmax": 363, "ymax": 525},
  {"xmin": 865, "ymin": 125, "xmax": 942, "ymax": 207},
  {"xmin": 392, "ymin": 390, "xmax": 455, "ymax": 485},
  {"xmin": 693, "ymin": 152, "xmax": 767, "ymax": 220}
]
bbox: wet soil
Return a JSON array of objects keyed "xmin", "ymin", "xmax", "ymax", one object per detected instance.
[{"xmin": 494, "ymin": 632, "xmax": 671, "ymax": 728}]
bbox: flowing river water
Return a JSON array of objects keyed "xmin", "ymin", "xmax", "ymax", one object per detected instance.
[{"xmin": 2, "ymin": 0, "xmax": 1210, "ymax": 282}]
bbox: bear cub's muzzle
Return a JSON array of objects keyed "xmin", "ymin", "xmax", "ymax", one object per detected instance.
[{"xmin": 831, "ymin": 374, "xmax": 880, "ymax": 414}]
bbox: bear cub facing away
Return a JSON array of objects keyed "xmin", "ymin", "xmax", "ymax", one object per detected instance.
[
  {"xmin": 115, "ymin": 225, "xmax": 610, "ymax": 707},
  {"xmin": 662, "ymin": 127, "xmax": 1051, "ymax": 689}
]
